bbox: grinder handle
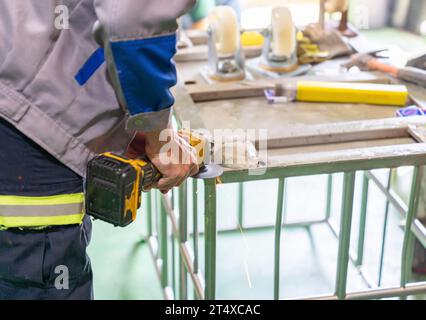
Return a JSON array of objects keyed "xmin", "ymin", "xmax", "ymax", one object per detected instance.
[
  {"xmin": 137, "ymin": 156, "xmax": 162, "ymax": 189},
  {"xmin": 135, "ymin": 130, "xmax": 207, "ymax": 191}
]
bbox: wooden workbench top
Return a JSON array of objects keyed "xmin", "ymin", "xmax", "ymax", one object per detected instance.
[{"xmin": 173, "ymin": 49, "xmax": 426, "ymax": 173}]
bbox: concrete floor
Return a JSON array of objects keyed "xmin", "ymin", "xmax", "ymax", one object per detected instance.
[{"xmin": 88, "ymin": 28, "xmax": 426, "ymax": 300}]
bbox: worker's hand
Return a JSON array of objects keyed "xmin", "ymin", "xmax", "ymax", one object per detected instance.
[{"xmin": 144, "ymin": 129, "xmax": 199, "ymax": 193}]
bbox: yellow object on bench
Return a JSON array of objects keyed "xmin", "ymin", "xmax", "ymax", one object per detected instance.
[
  {"xmin": 296, "ymin": 81, "xmax": 408, "ymax": 106},
  {"xmin": 241, "ymin": 31, "xmax": 264, "ymax": 47}
]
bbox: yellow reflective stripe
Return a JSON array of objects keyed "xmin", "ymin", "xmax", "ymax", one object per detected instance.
[
  {"xmin": 0, "ymin": 193, "xmax": 84, "ymax": 206},
  {"xmin": 0, "ymin": 214, "xmax": 85, "ymax": 228},
  {"xmin": 0, "ymin": 193, "xmax": 85, "ymax": 228}
]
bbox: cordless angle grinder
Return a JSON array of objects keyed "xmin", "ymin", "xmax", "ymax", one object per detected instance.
[{"xmin": 85, "ymin": 131, "xmax": 223, "ymax": 227}]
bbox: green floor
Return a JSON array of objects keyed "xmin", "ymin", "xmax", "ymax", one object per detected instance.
[
  {"xmin": 88, "ymin": 28, "xmax": 426, "ymax": 300},
  {"xmin": 89, "ymin": 215, "xmax": 163, "ymax": 300}
]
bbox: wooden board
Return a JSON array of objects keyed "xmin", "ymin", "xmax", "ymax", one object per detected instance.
[
  {"xmin": 261, "ymin": 117, "xmax": 417, "ymax": 149},
  {"xmin": 245, "ymin": 142, "xmax": 426, "ymax": 178},
  {"xmin": 216, "ymin": 140, "xmax": 426, "ymax": 183},
  {"xmin": 186, "ymin": 30, "xmax": 208, "ymax": 46},
  {"xmin": 266, "ymin": 137, "xmax": 415, "ymax": 158},
  {"xmin": 175, "ymin": 45, "xmax": 262, "ymax": 62}
]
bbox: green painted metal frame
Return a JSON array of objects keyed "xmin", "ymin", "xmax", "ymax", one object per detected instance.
[
  {"xmin": 274, "ymin": 178, "xmax": 286, "ymax": 300},
  {"xmin": 142, "ymin": 92, "xmax": 426, "ymax": 300},
  {"xmin": 145, "ymin": 162, "xmax": 426, "ymax": 300},
  {"xmin": 361, "ymin": 168, "xmax": 426, "ymax": 288},
  {"xmin": 335, "ymin": 172, "xmax": 356, "ymax": 299}
]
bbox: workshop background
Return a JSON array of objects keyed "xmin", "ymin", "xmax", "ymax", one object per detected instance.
[{"xmin": 88, "ymin": 0, "xmax": 426, "ymax": 299}]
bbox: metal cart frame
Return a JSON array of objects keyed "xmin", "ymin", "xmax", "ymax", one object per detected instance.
[
  {"xmin": 143, "ymin": 105, "xmax": 426, "ymax": 299},
  {"xmin": 140, "ymin": 25, "xmax": 426, "ymax": 298}
]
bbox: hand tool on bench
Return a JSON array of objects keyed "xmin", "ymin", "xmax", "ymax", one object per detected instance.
[
  {"xmin": 343, "ymin": 52, "xmax": 426, "ymax": 88},
  {"xmin": 265, "ymin": 81, "xmax": 408, "ymax": 106}
]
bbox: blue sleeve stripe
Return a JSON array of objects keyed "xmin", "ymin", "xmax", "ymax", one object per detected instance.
[
  {"xmin": 110, "ymin": 33, "xmax": 177, "ymax": 115},
  {"xmin": 74, "ymin": 47, "xmax": 105, "ymax": 86}
]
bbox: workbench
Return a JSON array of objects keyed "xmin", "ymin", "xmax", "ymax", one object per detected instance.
[{"xmin": 145, "ymin": 33, "xmax": 426, "ymax": 300}]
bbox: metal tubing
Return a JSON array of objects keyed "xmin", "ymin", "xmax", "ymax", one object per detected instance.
[
  {"xmin": 283, "ymin": 179, "xmax": 288, "ymax": 223},
  {"xmin": 180, "ymin": 242, "xmax": 206, "ymax": 300},
  {"xmin": 171, "ymin": 188, "xmax": 175, "ymax": 208},
  {"xmin": 401, "ymin": 166, "xmax": 422, "ymax": 289},
  {"xmin": 304, "ymin": 295, "xmax": 339, "ymax": 300},
  {"xmin": 412, "ymin": 219, "xmax": 426, "ymax": 249},
  {"xmin": 404, "ymin": 235, "xmax": 416, "ymax": 289},
  {"xmin": 327, "ymin": 220, "xmax": 358, "ymax": 266},
  {"xmin": 356, "ymin": 172, "xmax": 369, "ymax": 267},
  {"xmin": 162, "ymin": 195, "xmax": 179, "ymax": 236},
  {"xmin": 161, "ymin": 192, "xmax": 206, "ymax": 299},
  {"xmin": 304, "ymin": 281, "xmax": 426, "ymax": 300},
  {"xmin": 179, "ymin": 182, "xmax": 189, "ymax": 300},
  {"xmin": 238, "ymin": 183, "xmax": 244, "ymax": 227},
  {"xmin": 366, "ymin": 171, "xmax": 407, "ymax": 215},
  {"xmin": 179, "ymin": 183, "xmax": 189, "ymax": 242},
  {"xmin": 274, "ymin": 178, "xmax": 286, "ymax": 300},
  {"xmin": 193, "ymin": 179, "xmax": 199, "ymax": 274},
  {"xmin": 153, "ymin": 192, "xmax": 161, "ymax": 240},
  {"xmin": 147, "ymin": 236, "xmax": 174, "ymax": 300},
  {"xmin": 146, "ymin": 152, "xmax": 426, "ymax": 300},
  {"xmin": 367, "ymin": 171, "xmax": 426, "ymax": 250},
  {"xmin": 204, "ymin": 179, "xmax": 217, "ymax": 300},
  {"xmin": 325, "ymin": 174, "xmax": 333, "ymax": 220},
  {"xmin": 357, "ymin": 265, "xmax": 378, "ymax": 289},
  {"xmin": 328, "ymin": 220, "xmax": 375, "ymax": 289},
  {"xmin": 335, "ymin": 172, "xmax": 356, "ymax": 300},
  {"xmin": 347, "ymin": 281, "xmax": 426, "ymax": 300},
  {"xmin": 160, "ymin": 195, "xmax": 169, "ymax": 288},
  {"xmin": 195, "ymin": 219, "xmax": 327, "ymax": 236},
  {"xmin": 378, "ymin": 170, "xmax": 393, "ymax": 286},
  {"xmin": 172, "ymin": 229, "xmax": 176, "ymax": 294},
  {"xmin": 218, "ymin": 151, "xmax": 426, "ymax": 184},
  {"xmin": 193, "ymin": 179, "xmax": 200, "ymax": 299},
  {"xmin": 146, "ymin": 192, "xmax": 153, "ymax": 236}
]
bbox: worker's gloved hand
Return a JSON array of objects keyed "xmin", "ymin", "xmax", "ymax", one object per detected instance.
[{"xmin": 144, "ymin": 129, "xmax": 199, "ymax": 194}]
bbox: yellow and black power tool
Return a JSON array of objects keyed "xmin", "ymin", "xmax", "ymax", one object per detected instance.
[{"xmin": 85, "ymin": 131, "xmax": 222, "ymax": 227}]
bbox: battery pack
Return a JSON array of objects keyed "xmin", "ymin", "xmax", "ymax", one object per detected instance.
[{"xmin": 85, "ymin": 154, "xmax": 142, "ymax": 227}]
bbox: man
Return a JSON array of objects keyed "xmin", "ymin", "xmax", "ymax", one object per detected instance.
[{"xmin": 0, "ymin": 0, "xmax": 197, "ymax": 299}]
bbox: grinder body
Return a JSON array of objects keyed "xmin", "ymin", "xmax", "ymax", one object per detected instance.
[{"xmin": 85, "ymin": 131, "xmax": 209, "ymax": 227}]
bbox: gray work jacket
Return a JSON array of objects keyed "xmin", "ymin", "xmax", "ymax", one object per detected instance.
[{"xmin": 0, "ymin": 0, "xmax": 194, "ymax": 176}]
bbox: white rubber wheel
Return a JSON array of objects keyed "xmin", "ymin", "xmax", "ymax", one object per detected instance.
[
  {"xmin": 208, "ymin": 6, "xmax": 240, "ymax": 57},
  {"xmin": 271, "ymin": 6, "xmax": 296, "ymax": 57}
]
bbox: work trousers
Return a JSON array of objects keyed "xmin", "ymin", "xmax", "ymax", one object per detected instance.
[
  {"xmin": 0, "ymin": 117, "xmax": 92, "ymax": 300},
  {"xmin": 0, "ymin": 216, "xmax": 93, "ymax": 300}
]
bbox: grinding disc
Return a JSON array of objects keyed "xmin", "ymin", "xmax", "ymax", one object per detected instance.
[{"xmin": 193, "ymin": 164, "xmax": 224, "ymax": 180}]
